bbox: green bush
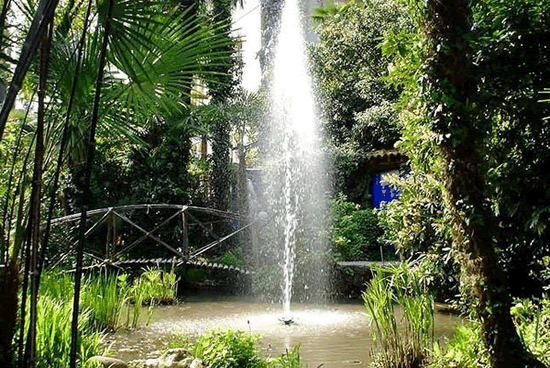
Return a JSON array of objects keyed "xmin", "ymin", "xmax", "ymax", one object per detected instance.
[
  {"xmin": 193, "ymin": 329, "xmax": 267, "ymax": 368},
  {"xmin": 216, "ymin": 247, "xmax": 245, "ymax": 268},
  {"xmin": 331, "ymin": 193, "xmax": 387, "ymax": 261},
  {"xmin": 428, "ymin": 322, "xmax": 489, "ymax": 368},
  {"xmin": 511, "ymin": 298, "xmax": 550, "ymax": 366}
]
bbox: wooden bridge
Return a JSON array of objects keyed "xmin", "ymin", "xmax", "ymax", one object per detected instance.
[{"xmin": 47, "ymin": 204, "xmax": 255, "ymax": 274}]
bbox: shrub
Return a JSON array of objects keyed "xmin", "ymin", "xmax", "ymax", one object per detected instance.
[
  {"xmin": 428, "ymin": 322, "xmax": 490, "ymax": 368},
  {"xmin": 192, "ymin": 329, "xmax": 267, "ymax": 368},
  {"xmin": 331, "ymin": 193, "xmax": 387, "ymax": 261}
]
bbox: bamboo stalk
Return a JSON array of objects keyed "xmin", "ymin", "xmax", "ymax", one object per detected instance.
[
  {"xmin": 25, "ymin": 18, "xmax": 53, "ymax": 368},
  {"xmin": 69, "ymin": 0, "xmax": 114, "ymax": 366}
]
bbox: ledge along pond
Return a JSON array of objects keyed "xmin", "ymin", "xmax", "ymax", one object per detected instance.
[{"xmin": 103, "ymin": 294, "xmax": 460, "ymax": 368}]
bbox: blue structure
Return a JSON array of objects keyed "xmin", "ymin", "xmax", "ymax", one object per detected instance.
[{"xmin": 372, "ymin": 174, "xmax": 399, "ymax": 209}]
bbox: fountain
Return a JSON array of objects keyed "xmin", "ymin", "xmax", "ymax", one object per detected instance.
[
  {"xmin": 260, "ymin": 0, "xmax": 328, "ymax": 321},
  {"xmin": 102, "ymin": 4, "xmax": 462, "ymax": 365}
]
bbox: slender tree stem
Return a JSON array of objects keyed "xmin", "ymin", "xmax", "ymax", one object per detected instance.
[
  {"xmin": 69, "ymin": 0, "xmax": 114, "ymax": 366},
  {"xmin": 0, "ymin": 0, "xmax": 60, "ymax": 141},
  {"xmin": 24, "ymin": 19, "xmax": 53, "ymax": 368}
]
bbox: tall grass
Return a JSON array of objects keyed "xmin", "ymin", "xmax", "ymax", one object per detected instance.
[
  {"xmin": 132, "ymin": 267, "xmax": 178, "ymax": 305},
  {"xmin": 19, "ymin": 268, "xmax": 177, "ymax": 368},
  {"xmin": 81, "ymin": 274, "xmax": 129, "ymax": 331},
  {"xmin": 19, "ymin": 295, "xmax": 102, "ymax": 368},
  {"xmin": 363, "ymin": 263, "xmax": 433, "ymax": 368}
]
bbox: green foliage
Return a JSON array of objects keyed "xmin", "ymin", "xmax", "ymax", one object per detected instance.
[
  {"xmin": 19, "ymin": 273, "xmax": 104, "ymax": 367},
  {"xmin": 216, "ymin": 247, "xmax": 245, "ymax": 268},
  {"xmin": 331, "ymin": 194, "xmax": 386, "ymax": 261},
  {"xmin": 428, "ymin": 323, "xmax": 490, "ymax": 368},
  {"xmin": 311, "ymin": 0, "xmax": 412, "ymax": 204},
  {"xmin": 184, "ymin": 268, "xmax": 208, "ymax": 284},
  {"xmin": 511, "ymin": 298, "xmax": 550, "ymax": 366},
  {"xmin": 81, "ymin": 274, "xmax": 129, "ymax": 331},
  {"xmin": 190, "ymin": 329, "xmax": 306, "ymax": 368},
  {"xmin": 363, "ymin": 264, "xmax": 434, "ymax": 368},
  {"xmin": 132, "ymin": 268, "xmax": 178, "ymax": 305},
  {"xmin": 21, "ymin": 296, "xmax": 102, "ymax": 368},
  {"xmin": 379, "ymin": 0, "xmax": 550, "ymax": 301},
  {"xmin": 266, "ymin": 345, "xmax": 305, "ymax": 368},
  {"xmin": 193, "ymin": 329, "xmax": 266, "ymax": 368}
]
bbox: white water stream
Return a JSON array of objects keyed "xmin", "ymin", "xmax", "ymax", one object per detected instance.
[{"xmin": 265, "ymin": 0, "xmax": 326, "ymax": 319}]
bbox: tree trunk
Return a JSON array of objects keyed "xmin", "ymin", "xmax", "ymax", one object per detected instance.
[
  {"xmin": 24, "ymin": 19, "xmax": 51, "ymax": 367},
  {"xmin": 424, "ymin": 0, "xmax": 543, "ymax": 367},
  {"xmin": 69, "ymin": 0, "xmax": 113, "ymax": 366},
  {"xmin": 0, "ymin": 263, "xmax": 19, "ymax": 368}
]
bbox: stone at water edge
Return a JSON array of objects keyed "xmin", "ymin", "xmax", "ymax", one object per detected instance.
[
  {"xmin": 128, "ymin": 348, "xmax": 199, "ymax": 368},
  {"xmin": 189, "ymin": 359, "xmax": 206, "ymax": 368},
  {"xmin": 87, "ymin": 356, "xmax": 128, "ymax": 368},
  {"xmin": 159, "ymin": 348, "xmax": 189, "ymax": 363}
]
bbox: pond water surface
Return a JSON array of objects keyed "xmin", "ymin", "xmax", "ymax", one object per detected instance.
[{"xmin": 104, "ymin": 294, "xmax": 461, "ymax": 368}]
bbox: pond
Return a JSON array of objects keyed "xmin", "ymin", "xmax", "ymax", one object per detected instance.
[{"xmin": 104, "ymin": 293, "xmax": 461, "ymax": 368}]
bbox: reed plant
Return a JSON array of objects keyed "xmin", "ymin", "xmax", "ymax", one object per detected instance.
[
  {"xmin": 81, "ymin": 274, "xmax": 129, "ymax": 331},
  {"xmin": 132, "ymin": 267, "xmax": 178, "ymax": 305},
  {"xmin": 19, "ymin": 295, "xmax": 102, "ymax": 368},
  {"xmin": 39, "ymin": 272, "xmax": 74, "ymax": 302},
  {"xmin": 363, "ymin": 263, "xmax": 433, "ymax": 368}
]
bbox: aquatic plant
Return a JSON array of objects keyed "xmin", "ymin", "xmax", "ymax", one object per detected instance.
[
  {"xmin": 81, "ymin": 274, "xmax": 129, "ymax": 331},
  {"xmin": 266, "ymin": 345, "xmax": 305, "ymax": 368},
  {"xmin": 363, "ymin": 264, "xmax": 433, "ymax": 368},
  {"xmin": 132, "ymin": 267, "xmax": 178, "ymax": 305}
]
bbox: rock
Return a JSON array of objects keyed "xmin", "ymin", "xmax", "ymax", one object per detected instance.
[
  {"xmin": 144, "ymin": 358, "xmax": 160, "ymax": 368},
  {"xmin": 160, "ymin": 348, "xmax": 189, "ymax": 362},
  {"xmin": 189, "ymin": 359, "xmax": 206, "ymax": 368},
  {"xmin": 119, "ymin": 348, "xmax": 139, "ymax": 354},
  {"xmin": 128, "ymin": 360, "xmax": 146, "ymax": 368},
  {"xmin": 87, "ymin": 356, "xmax": 128, "ymax": 368},
  {"xmin": 179, "ymin": 357, "xmax": 194, "ymax": 368},
  {"xmin": 157, "ymin": 348, "xmax": 191, "ymax": 368}
]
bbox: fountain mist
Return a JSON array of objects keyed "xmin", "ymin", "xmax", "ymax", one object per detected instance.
[{"xmin": 262, "ymin": 0, "xmax": 327, "ymax": 319}]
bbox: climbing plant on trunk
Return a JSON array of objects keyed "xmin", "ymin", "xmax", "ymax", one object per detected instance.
[{"xmin": 390, "ymin": 0, "xmax": 547, "ymax": 366}]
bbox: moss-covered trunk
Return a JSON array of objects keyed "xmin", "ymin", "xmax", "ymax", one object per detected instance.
[{"xmin": 424, "ymin": 0, "xmax": 543, "ymax": 366}]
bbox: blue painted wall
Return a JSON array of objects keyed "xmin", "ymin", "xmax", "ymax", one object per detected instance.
[{"xmin": 372, "ymin": 174, "xmax": 399, "ymax": 209}]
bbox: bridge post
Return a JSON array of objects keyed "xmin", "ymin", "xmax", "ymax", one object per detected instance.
[{"xmin": 181, "ymin": 210, "xmax": 189, "ymax": 259}]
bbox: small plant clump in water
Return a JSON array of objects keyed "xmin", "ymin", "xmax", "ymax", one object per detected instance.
[{"xmin": 170, "ymin": 329, "xmax": 306, "ymax": 368}]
